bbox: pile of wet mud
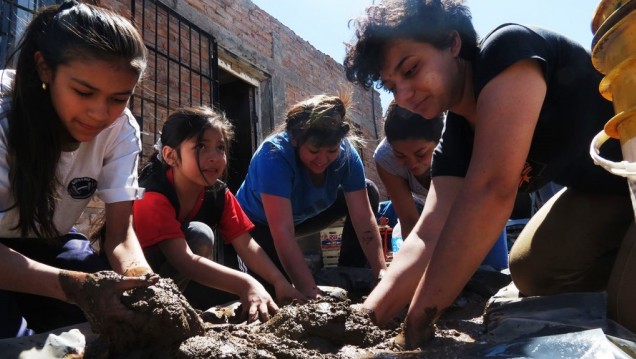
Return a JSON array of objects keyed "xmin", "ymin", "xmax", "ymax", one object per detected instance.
[{"xmin": 78, "ymin": 269, "xmax": 511, "ymax": 358}]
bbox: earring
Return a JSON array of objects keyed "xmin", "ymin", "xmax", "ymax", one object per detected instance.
[{"xmin": 42, "ymin": 82, "xmax": 47, "ymax": 91}]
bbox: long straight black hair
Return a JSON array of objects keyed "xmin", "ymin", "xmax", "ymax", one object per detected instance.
[{"xmin": 2, "ymin": 1, "xmax": 147, "ymax": 237}]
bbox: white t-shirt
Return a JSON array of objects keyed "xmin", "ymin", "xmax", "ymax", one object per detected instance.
[
  {"xmin": 0, "ymin": 70, "xmax": 144, "ymax": 238},
  {"xmin": 373, "ymin": 138, "xmax": 428, "ymax": 203}
]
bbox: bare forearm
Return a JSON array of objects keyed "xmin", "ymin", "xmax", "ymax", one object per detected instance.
[
  {"xmin": 364, "ymin": 235, "xmax": 430, "ymax": 324},
  {"xmin": 399, "ymin": 213, "xmax": 420, "ymax": 239},
  {"xmin": 105, "ymin": 232, "xmax": 151, "ymax": 275},
  {"xmin": 104, "ymin": 202, "xmax": 151, "ymax": 275},
  {"xmin": 0, "ymin": 244, "xmax": 67, "ymax": 301},
  {"xmin": 354, "ymin": 218, "xmax": 387, "ymax": 276},
  {"xmin": 410, "ymin": 187, "xmax": 515, "ymax": 320},
  {"xmin": 183, "ymin": 256, "xmax": 256, "ymax": 296},
  {"xmin": 237, "ymin": 244, "xmax": 289, "ymax": 288},
  {"xmin": 277, "ymin": 244, "xmax": 316, "ymax": 293}
]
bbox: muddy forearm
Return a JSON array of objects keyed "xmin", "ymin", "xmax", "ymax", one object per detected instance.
[
  {"xmin": 277, "ymin": 245, "xmax": 317, "ymax": 295},
  {"xmin": 104, "ymin": 232, "xmax": 152, "ymax": 275}
]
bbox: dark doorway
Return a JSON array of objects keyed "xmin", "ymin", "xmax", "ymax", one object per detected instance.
[{"xmin": 218, "ymin": 68, "xmax": 257, "ymax": 194}]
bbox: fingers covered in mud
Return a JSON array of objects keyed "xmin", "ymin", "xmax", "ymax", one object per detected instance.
[
  {"xmin": 59, "ymin": 270, "xmax": 159, "ymax": 329},
  {"xmin": 241, "ymin": 281, "xmax": 280, "ymax": 323},
  {"xmin": 273, "ymin": 280, "xmax": 308, "ymax": 305},
  {"xmin": 395, "ymin": 306, "xmax": 438, "ymax": 350}
]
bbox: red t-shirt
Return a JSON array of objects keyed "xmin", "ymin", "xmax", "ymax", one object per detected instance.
[{"xmin": 133, "ymin": 171, "xmax": 254, "ymax": 249}]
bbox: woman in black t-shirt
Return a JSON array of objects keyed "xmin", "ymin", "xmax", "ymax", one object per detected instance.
[{"xmin": 344, "ymin": 0, "xmax": 633, "ymax": 348}]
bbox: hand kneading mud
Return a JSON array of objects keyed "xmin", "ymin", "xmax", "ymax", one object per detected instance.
[{"xmin": 80, "ymin": 274, "xmax": 204, "ymax": 357}]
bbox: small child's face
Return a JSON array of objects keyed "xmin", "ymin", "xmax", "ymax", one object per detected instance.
[
  {"xmin": 177, "ymin": 127, "xmax": 227, "ymax": 187},
  {"xmin": 43, "ymin": 58, "xmax": 139, "ymax": 142}
]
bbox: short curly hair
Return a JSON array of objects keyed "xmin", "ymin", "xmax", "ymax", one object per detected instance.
[{"xmin": 344, "ymin": 0, "xmax": 478, "ymax": 90}]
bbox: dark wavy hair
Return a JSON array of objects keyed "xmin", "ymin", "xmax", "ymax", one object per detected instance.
[
  {"xmin": 344, "ymin": 0, "xmax": 478, "ymax": 90},
  {"xmin": 139, "ymin": 106, "xmax": 234, "ymax": 189},
  {"xmin": 384, "ymin": 100, "xmax": 444, "ymax": 143},
  {"xmin": 2, "ymin": 0, "xmax": 147, "ymax": 237},
  {"xmin": 280, "ymin": 93, "xmax": 362, "ymax": 149}
]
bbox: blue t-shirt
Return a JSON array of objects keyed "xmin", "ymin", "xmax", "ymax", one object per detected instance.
[{"xmin": 236, "ymin": 132, "xmax": 366, "ymax": 225}]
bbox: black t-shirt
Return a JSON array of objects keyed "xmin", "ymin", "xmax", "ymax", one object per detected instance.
[{"xmin": 432, "ymin": 24, "xmax": 626, "ymax": 195}]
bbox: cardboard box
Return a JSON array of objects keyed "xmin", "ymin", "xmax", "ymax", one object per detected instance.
[
  {"xmin": 320, "ymin": 226, "xmax": 342, "ymax": 267},
  {"xmin": 320, "ymin": 226, "xmax": 342, "ymax": 250}
]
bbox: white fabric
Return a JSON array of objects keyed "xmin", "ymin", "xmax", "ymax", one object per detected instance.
[{"xmin": 0, "ymin": 69, "xmax": 144, "ymax": 238}]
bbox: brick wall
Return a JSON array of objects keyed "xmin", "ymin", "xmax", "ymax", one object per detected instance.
[{"xmin": 78, "ymin": 0, "xmax": 387, "ymax": 233}]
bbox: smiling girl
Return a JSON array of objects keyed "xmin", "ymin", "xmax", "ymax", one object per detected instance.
[
  {"xmin": 0, "ymin": 1, "xmax": 156, "ymax": 337},
  {"xmin": 133, "ymin": 107, "xmax": 304, "ymax": 323},
  {"xmin": 374, "ymin": 101, "xmax": 444, "ymax": 238},
  {"xmin": 236, "ymin": 94, "xmax": 387, "ymax": 299}
]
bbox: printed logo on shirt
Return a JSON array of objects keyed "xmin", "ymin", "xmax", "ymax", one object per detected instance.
[
  {"xmin": 68, "ymin": 177, "xmax": 98, "ymax": 199},
  {"xmin": 518, "ymin": 159, "xmax": 547, "ymax": 192}
]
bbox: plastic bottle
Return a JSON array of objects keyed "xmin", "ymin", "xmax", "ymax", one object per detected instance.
[{"xmin": 391, "ymin": 220, "xmax": 403, "ymax": 253}]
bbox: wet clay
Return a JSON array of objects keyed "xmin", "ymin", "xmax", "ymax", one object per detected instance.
[
  {"xmin": 80, "ymin": 270, "xmax": 508, "ymax": 358},
  {"xmin": 81, "ymin": 274, "xmax": 204, "ymax": 357}
]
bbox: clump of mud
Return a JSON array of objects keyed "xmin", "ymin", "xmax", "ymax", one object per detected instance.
[
  {"xmin": 179, "ymin": 292, "xmax": 395, "ymax": 359},
  {"xmin": 80, "ymin": 269, "xmax": 510, "ymax": 358},
  {"xmin": 82, "ymin": 274, "xmax": 204, "ymax": 358}
]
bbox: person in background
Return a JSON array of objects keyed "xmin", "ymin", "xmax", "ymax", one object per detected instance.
[
  {"xmin": 236, "ymin": 94, "xmax": 387, "ymax": 299},
  {"xmin": 133, "ymin": 107, "xmax": 305, "ymax": 323},
  {"xmin": 0, "ymin": 0, "xmax": 157, "ymax": 337},
  {"xmin": 374, "ymin": 100, "xmax": 444, "ymax": 239},
  {"xmin": 344, "ymin": 0, "xmax": 633, "ymax": 348},
  {"xmin": 375, "ymin": 101, "xmax": 528, "ymax": 262}
]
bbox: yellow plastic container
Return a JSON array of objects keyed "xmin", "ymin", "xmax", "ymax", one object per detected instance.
[
  {"xmin": 591, "ymin": 0, "xmax": 636, "ymax": 221},
  {"xmin": 605, "ymin": 108, "xmax": 636, "ymax": 140},
  {"xmin": 591, "ymin": 9, "xmax": 636, "ymax": 74},
  {"xmin": 599, "ymin": 56, "xmax": 636, "ymax": 114},
  {"xmin": 591, "ymin": 0, "xmax": 635, "ymax": 35}
]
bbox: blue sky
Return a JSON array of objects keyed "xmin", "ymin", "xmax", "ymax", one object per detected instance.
[{"xmin": 251, "ymin": 0, "xmax": 602, "ymax": 113}]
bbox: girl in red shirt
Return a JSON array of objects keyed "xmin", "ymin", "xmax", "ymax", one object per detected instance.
[{"xmin": 133, "ymin": 107, "xmax": 304, "ymax": 322}]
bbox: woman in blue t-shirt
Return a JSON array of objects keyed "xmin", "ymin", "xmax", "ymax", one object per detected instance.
[
  {"xmin": 236, "ymin": 94, "xmax": 387, "ymax": 299},
  {"xmin": 344, "ymin": 0, "xmax": 633, "ymax": 348}
]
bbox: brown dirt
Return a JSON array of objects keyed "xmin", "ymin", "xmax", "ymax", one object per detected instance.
[
  {"xmin": 82, "ymin": 275, "xmax": 205, "ymax": 358},
  {"xmin": 78, "ymin": 270, "xmax": 509, "ymax": 358}
]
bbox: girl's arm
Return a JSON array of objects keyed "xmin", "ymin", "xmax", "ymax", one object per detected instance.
[
  {"xmin": 0, "ymin": 240, "xmax": 157, "ymax": 323},
  {"xmin": 158, "ymin": 237, "xmax": 278, "ymax": 322},
  {"xmin": 0, "ymin": 243, "xmax": 68, "ymax": 300},
  {"xmin": 343, "ymin": 188, "xmax": 388, "ymax": 279},
  {"xmin": 231, "ymin": 233, "xmax": 306, "ymax": 304},
  {"xmin": 102, "ymin": 201, "xmax": 153, "ymax": 276},
  {"xmin": 376, "ymin": 163, "xmax": 422, "ymax": 238},
  {"xmin": 403, "ymin": 59, "xmax": 546, "ymax": 348},
  {"xmin": 261, "ymin": 193, "xmax": 321, "ymax": 298}
]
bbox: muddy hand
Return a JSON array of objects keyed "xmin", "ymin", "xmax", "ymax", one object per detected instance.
[
  {"xmin": 123, "ymin": 266, "xmax": 154, "ymax": 277},
  {"xmin": 393, "ymin": 312, "xmax": 436, "ymax": 350},
  {"xmin": 274, "ymin": 281, "xmax": 307, "ymax": 305},
  {"xmin": 351, "ymin": 304, "xmax": 378, "ymax": 324},
  {"xmin": 241, "ymin": 281, "xmax": 279, "ymax": 323},
  {"xmin": 60, "ymin": 270, "xmax": 158, "ymax": 325}
]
